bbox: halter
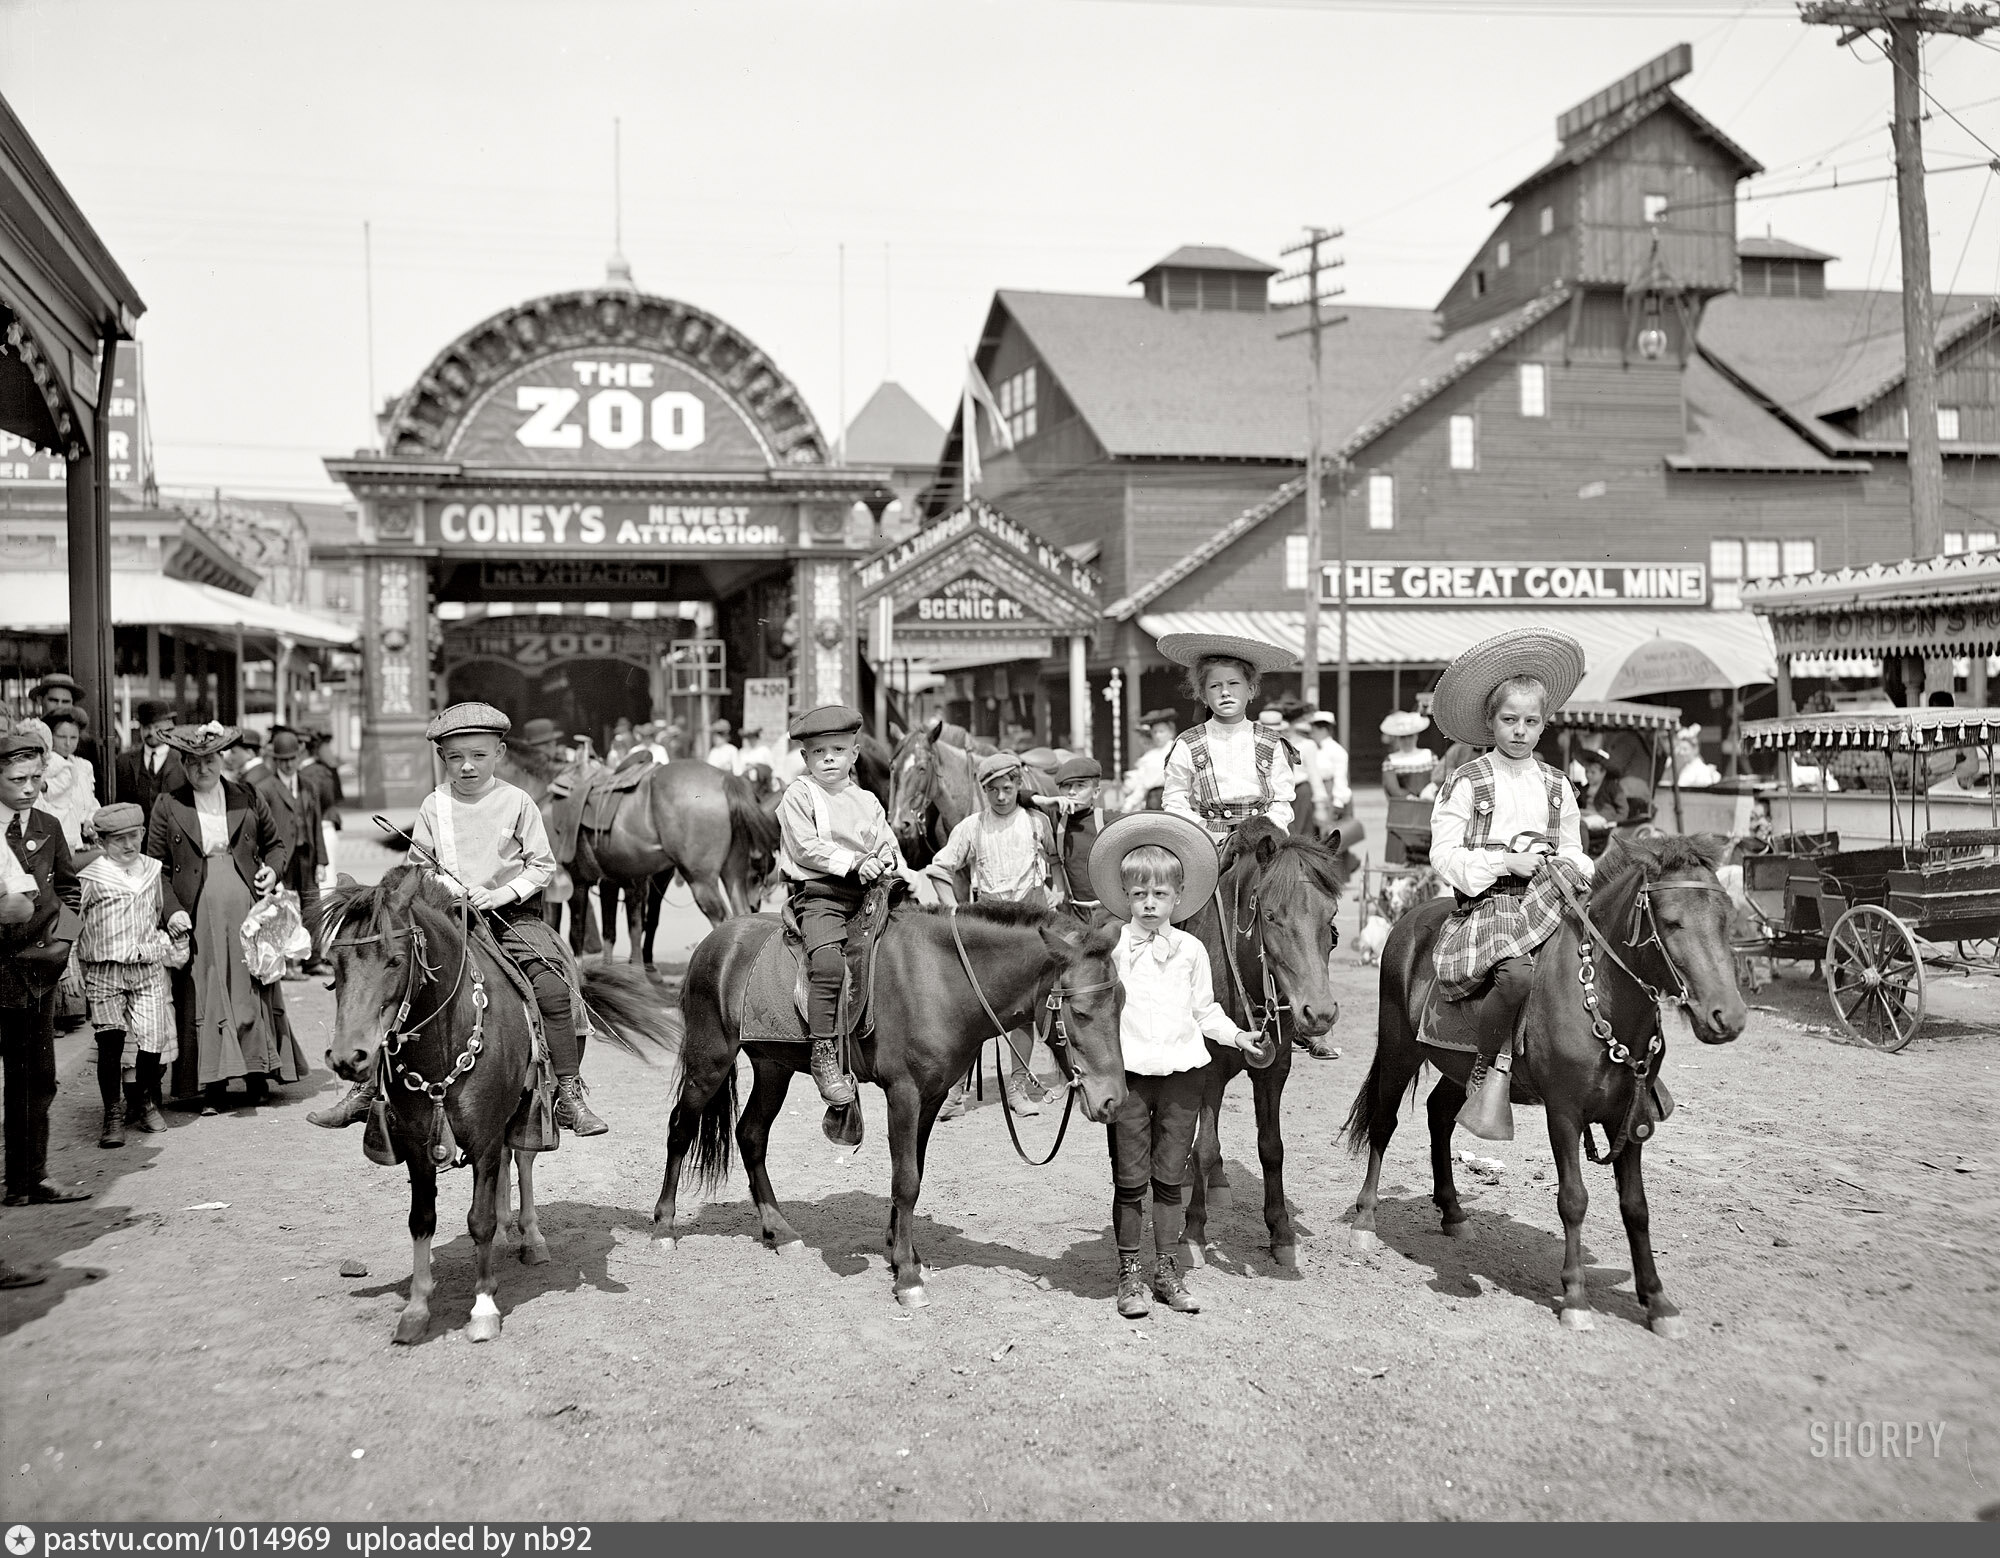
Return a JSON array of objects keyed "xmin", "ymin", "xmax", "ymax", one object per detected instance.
[
  {"xmin": 892, "ymin": 736, "xmax": 940, "ymax": 842},
  {"xmin": 1213, "ymin": 841, "xmax": 1339, "ymax": 1054},
  {"xmin": 945, "ymin": 905, "xmax": 1119, "ymax": 1168}
]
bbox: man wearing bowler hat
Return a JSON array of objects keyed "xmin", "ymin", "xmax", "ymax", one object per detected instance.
[
  {"xmin": 34, "ymin": 674, "xmax": 104, "ymax": 801},
  {"xmin": 116, "ymin": 701, "xmax": 185, "ymax": 816}
]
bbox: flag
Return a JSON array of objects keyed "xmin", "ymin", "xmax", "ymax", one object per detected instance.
[{"xmin": 960, "ymin": 354, "xmax": 1013, "ymax": 501}]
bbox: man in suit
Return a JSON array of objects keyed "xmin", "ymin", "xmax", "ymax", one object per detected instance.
[
  {"xmin": 230, "ymin": 728, "xmax": 272, "ymax": 788},
  {"xmin": 33, "ymin": 674, "xmax": 104, "ymax": 803},
  {"xmin": 262, "ymin": 729, "xmax": 326, "ymax": 975},
  {"xmin": 299, "ymin": 732, "xmax": 343, "ymax": 889},
  {"xmin": 0, "ymin": 731, "xmax": 85, "ymax": 1210},
  {"xmin": 114, "ymin": 702, "xmax": 185, "ymax": 817}
]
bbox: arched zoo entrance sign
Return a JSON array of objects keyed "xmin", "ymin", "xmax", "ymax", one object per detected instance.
[{"xmin": 326, "ymin": 289, "xmax": 891, "ymax": 807}]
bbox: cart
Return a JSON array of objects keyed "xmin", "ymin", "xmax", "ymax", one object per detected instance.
[
  {"xmin": 1551, "ymin": 697, "xmax": 1687, "ymax": 851},
  {"xmin": 1738, "ymin": 706, "xmax": 2000, "ymax": 1051}
]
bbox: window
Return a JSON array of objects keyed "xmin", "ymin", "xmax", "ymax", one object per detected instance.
[
  {"xmin": 1945, "ymin": 531, "xmax": 1966, "ymax": 554},
  {"xmin": 1473, "ymin": 269, "xmax": 1488, "ymax": 298},
  {"xmin": 1519, "ymin": 363, "xmax": 1547, "ymax": 417},
  {"xmin": 1284, "ymin": 533, "xmax": 1309, "ymax": 591},
  {"xmin": 1643, "ymin": 193, "xmax": 1668, "ymax": 224},
  {"xmin": 1540, "ymin": 206, "xmax": 1554, "ymax": 236},
  {"xmin": 1449, "ymin": 414, "xmax": 1476, "ymax": 470},
  {"xmin": 1713, "ymin": 536, "xmax": 1818, "ymax": 608},
  {"xmin": 1939, "ymin": 406, "xmax": 1962, "ymax": 441},
  {"xmin": 1497, "ymin": 241, "xmax": 1511, "ymax": 270},
  {"xmin": 1711, "ymin": 538, "xmax": 1744, "ymax": 611},
  {"xmin": 1744, "ymin": 539, "xmax": 1782, "ymax": 579},
  {"xmin": 1782, "ymin": 539, "xmax": 1818, "ymax": 576},
  {"xmin": 1367, "ymin": 473, "xmax": 1395, "ymax": 530},
  {"xmin": 995, "ymin": 366, "xmax": 1038, "ymax": 443},
  {"xmin": 1976, "ymin": 531, "xmax": 2000, "ymax": 553}
]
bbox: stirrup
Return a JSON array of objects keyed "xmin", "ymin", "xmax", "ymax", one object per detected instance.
[{"xmin": 810, "ymin": 1039, "xmax": 857, "ymax": 1106}]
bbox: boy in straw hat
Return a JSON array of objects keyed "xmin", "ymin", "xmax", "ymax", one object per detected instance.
[
  {"xmin": 77, "ymin": 802, "xmax": 192, "ymax": 1145},
  {"xmin": 308, "ymin": 701, "xmax": 608, "ymax": 1137},
  {"xmin": 1427, "ymin": 629, "xmax": 1594, "ymax": 1140},
  {"xmin": 927, "ymin": 748, "xmax": 1061, "ymax": 1117},
  {"xmin": 1153, "ymin": 632, "xmax": 1300, "ymax": 843},
  {"xmin": 1089, "ymin": 811, "xmax": 1270, "ymax": 1318}
]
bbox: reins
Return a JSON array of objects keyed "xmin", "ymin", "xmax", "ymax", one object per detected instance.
[{"xmin": 945, "ymin": 905, "xmax": 1117, "ymax": 1168}]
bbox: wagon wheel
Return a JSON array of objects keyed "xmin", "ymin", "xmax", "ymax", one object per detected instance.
[
  {"xmin": 1956, "ymin": 937, "xmax": 2000, "ymax": 965},
  {"xmin": 1825, "ymin": 904, "xmax": 1925, "ymax": 1053}
]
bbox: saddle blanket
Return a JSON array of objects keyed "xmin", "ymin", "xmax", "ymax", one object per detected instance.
[{"xmin": 735, "ymin": 920, "xmax": 817, "ymax": 1044}]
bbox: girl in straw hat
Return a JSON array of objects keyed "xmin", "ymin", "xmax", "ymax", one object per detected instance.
[
  {"xmin": 1152, "ymin": 632, "xmax": 1300, "ymax": 844},
  {"xmin": 1088, "ymin": 811, "xmax": 1270, "ymax": 1318},
  {"xmin": 1426, "ymin": 630, "xmax": 1595, "ymax": 1139},
  {"xmin": 1379, "ymin": 709, "xmax": 1438, "ymax": 802}
]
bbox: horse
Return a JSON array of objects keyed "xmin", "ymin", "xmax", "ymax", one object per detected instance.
[
  {"xmin": 653, "ymin": 900, "xmax": 1127, "ymax": 1307},
  {"xmin": 1176, "ymin": 819, "xmax": 1347, "ymax": 1269},
  {"xmin": 1343, "ymin": 833, "xmax": 1747, "ymax": 1336},
  {"xmin": 887, "ymin": 718, "xmax": 1055, "ymax": 868},
  {"xmin": 323, "ymin": 867, "xmax": 682, "ymax": 1344}
]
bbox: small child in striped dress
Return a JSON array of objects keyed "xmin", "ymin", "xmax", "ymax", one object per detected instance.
[{"xmin": 78, "ymin": 803, "xmax": 192, "ymax": 1145}]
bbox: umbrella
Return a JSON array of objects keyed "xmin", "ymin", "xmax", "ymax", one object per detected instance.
[{"xmin": 1604, "ymin": 637, "xmax": 1739, "ymax": 700}]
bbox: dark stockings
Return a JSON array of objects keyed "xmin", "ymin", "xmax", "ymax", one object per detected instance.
[
  {"xmin": 95, "ymin": 1031, "xmax": 124, "ymax": 1112},
  {"xmin": 1113, "ymin": 1177, "xmax": 1187, "ymax": 1256}
]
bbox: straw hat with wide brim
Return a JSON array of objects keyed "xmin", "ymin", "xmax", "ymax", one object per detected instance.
[
  {"xmin": 1088, "ymin": 811, "xmax": 1220, "ymax": 923},
  {"xmin": 1154, "ymin": 632, "xmax": 1297, "ymax": 677},
  {"xmin": 1429, "ymin": 628, "xmax": 1586, "ymax": 748}
]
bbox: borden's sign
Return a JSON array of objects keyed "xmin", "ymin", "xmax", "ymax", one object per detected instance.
[{"xmin": 1324, "ymin": 561, "xmax": 1707, "ymax": 605}]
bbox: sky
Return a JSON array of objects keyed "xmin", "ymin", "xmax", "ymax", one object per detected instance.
[{"xmin": 2, "ymin": 0, "xmax": 1997, "ymax": 504}]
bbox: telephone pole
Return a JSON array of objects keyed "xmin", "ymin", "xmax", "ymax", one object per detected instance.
[
  {"xmin": 1277, "ymin": 226, "xmax": 1346, "ymax": 729},
  {"xmin": 1800, "ymin": 2, "xmax": 1998, "ymax": 558}
]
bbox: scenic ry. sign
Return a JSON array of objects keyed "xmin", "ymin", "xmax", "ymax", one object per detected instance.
[{"xmin": 1323, "ymin": 561, "xmax": 1709, "ymax": 605}]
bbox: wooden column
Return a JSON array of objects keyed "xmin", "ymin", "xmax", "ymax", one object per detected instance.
[
  {"xmin": 1969, "ymin": 652, "xmax": 1989, "ymax": 708},
  {"xmin": 1068, "ymin": 634, "xmax": 1090, "ymax": 755},
  {"xmin": 1776, "ymin": 658, "xmax": 1794, "ymax": 717},
  {"xmin": 65, "ymin": 439, "xmax": 112, "ymax": 783}
]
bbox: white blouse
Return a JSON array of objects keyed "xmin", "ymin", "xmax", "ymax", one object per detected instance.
[
  {"xmin": 1161, "ymin": 719, "xmax": 1297, "ymax": 836},
  {"xmin": 1429, "ymin": 751, "xmax": 1591, "ymax": 899},
  {"xmin": 192, "ymin": 784, "xmax": 231, "ymax": 857},
  {"xmin": 1114, "ymin": 922, "xmax": 1242, "ymax": 1075}
]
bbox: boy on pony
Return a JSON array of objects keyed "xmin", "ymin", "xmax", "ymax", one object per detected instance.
[
  {"xmin": 309, "ymin": 701, "xmax": 607, "ymax": 1137},
  {"xmin": 1426, "ymin": 629, "xmax": 1594, "ymax": 1140}
]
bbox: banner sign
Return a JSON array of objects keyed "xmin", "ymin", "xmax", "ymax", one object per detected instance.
[
  {"xmin": 898, "ymin": 573, "xmax": 1029, "ymax": 626},
  {"xmin": 479, "ymin": 559, "xmax": 672, "ymax": 592},
  {"xmin": 1324, "ymin": 561, "xmax": 1708, "ymax": 606},
  {"xmin": 431, "ymin": 499, "xmax": 793, "ymax": 552},
  {"xmin": 742, "ymin": 677, "xmax": 791, "ymax": 743},
  {"xmin": 857, "ymin": 500, "xmax": 1099, "ymax": 599},
  {"xmin": 1768, "ymin": 600, "xmax": 2000, "ymax": 657},
  {"xmin": 441, "ymin": 615, "xmax": 662, "ymax": 671},
  {"xmin": 0, "ymin": 341, "xmax": 146, "ymax": 487},
  {"xmin": 446, "ymin": 348, "xmax": 772, "ymax": 472}
]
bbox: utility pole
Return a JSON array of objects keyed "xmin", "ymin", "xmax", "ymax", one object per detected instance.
[
  {"xmin": 1800, "ymin": 2, "xmax": 1998, "ymax": 558},
  {"xmin": 1278, "ymin": 227, "xmax": 1346, "ymax": 727}
]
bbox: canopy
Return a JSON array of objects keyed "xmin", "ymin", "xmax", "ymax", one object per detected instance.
[
  {"xmin": 1745, "ymin": 551, "xmax": 2000, "ymax": 661},
  {"xmin": 1601, "ymin": 637, "xmax": 1741, "ymax": 698},
  {"xmin": 1742, "ymin": 708, "xmax": 2000, "ymax": 751},
  {"xmin": 0, "ymin": 570, "xmax": 357, "ymax": 646},
  {"xmin": 1139, "ymin": 607, "xmax": 1775, "ymax": 695},
  {"xmin": 1550, "ymin": 699, "xmax": 1684, "ymax": 733}
]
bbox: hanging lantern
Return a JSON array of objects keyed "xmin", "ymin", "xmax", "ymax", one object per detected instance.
[{"xmin": 1636, "ymin": 291, "xmax": 1668, "ymax": 361}]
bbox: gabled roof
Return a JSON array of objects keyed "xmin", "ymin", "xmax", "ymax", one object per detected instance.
[
  {"xmin": 842, "ymin": 381, "xmax": 945, "ymax": 468},
  {"xmin": 1738, "ymin": 236, "xmax": 1835, "ymax": 263},
  {"xmin": 1496, "ymin": 87, "xmax": 1763, "ymax": 208},
  {"xmin": 1129, "ymin": 246, "xmax": 1278, "ymax": 281},
  {"xmin": 1670, "ymin": 353, "xmax": 1870, "ymax": 474},
  {"xmin": 996, "ymin": 288, "xmax": 1437, "ymax": 461}
]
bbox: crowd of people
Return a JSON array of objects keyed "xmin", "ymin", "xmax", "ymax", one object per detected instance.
[{"xmin": 0, "ymin": 676, "xmax": 347, "ymax": 1290}]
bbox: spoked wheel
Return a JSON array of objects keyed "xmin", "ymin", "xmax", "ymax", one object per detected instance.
[
  {"xmin": 1825, "ymin": 904, "xmax": 1925, "ymax": 1053},
  {"xmin": 1956, "ymin": 937, "xmax": 1999, "ymax": 964}
]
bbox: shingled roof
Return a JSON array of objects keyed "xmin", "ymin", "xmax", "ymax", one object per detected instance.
[
  {"xmin": 1496, "ymin": 86, "xmax": 1762, "ymax": 207},
  {"xmin": 843, "ymin": 381, "xmax": 945, "ymax": 468}
]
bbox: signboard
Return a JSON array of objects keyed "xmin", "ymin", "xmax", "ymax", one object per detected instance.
[
  {"xmin": 479, "ymin": 558, "xmax": 673, "ymax": 592},
  {"xmin": 430, "ymin": 499, "xmax": 793, "ymax": 553},
  {"xmin": 1767, "ymin": 600, "xmax": 2000, "ymax": 658},
  {"xmin": 857, "ymin": 501, "xmax": 1099, "ymax": 599},
  {"xmin": 445, "ymin": 348, "xmax": 772, "ymax": 472},
  {"xmin": 441, "ymin": 615, "xmax": 660, "ymax": 671},
  {"xmin": 742, "ymin": 678, "xmax": 791, "ymax": 743},
  {"xmin": 898, "ymin": 573, "xmax": 1028, "ymax": 626},
  {"xmin": 1324, "ymin": 561, "xmax": 1708, "ymax": 606},
  {"xmin": 0, "ymin": 341, "xmax": 145, "ymax": 487}
]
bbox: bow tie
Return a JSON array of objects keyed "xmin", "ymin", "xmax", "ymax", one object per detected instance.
[{"xmin": 1123, "ymin": 927, "xmax": 1175, "ymax": 967}]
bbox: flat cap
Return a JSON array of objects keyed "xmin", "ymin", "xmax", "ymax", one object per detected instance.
[
  {"xmin": 93, "ymin": 802, "xmax": 146, "ymax": 835},
  {"xmin": 0, "ymin": 732, "xmax": 48, "ymax": 763},
  {"xmin": 976, "ymin": 750, "xmax": 1023, "ymax": 783},
  {"xmin": 521, "ymin": 718, "xmax": 564, "ymax": 746},
  {"xmin": 1022, "ymin": 746, "xmax": 1061, "ymax": 772},
  {"xmin": 1054, "ymin": 754, "xmax": 1102, "ymax": 783},
  {"xmin": 788, "ymin": 704, "xmax": 864, "ymax": 741},
  {"xmin": 236, "ymin": 727, "xmax": 264, "ymax": 752},
  {"xmin": 425, "ymin": 702, "xmax": 512, "ymax": 742}
]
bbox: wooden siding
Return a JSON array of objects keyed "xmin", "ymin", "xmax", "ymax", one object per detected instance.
[
  {"xmin": 1740, "ymin": 257, "xmax": 1827, "ymax": 300},
  {"xmin": 1439, "ymin": 171, "xmax": 1578, "ymax": 334},
  {"xmin": 1125, "ymin": 465, "xmax": 1303, "ymax": 585},
  {"xmin": 1575, "ymin": 113, "xmax": 1738, "ymax": 291},
  {"xmin": 1851, "ymin": 315, "xmax": 2000, "ymax": 445}
]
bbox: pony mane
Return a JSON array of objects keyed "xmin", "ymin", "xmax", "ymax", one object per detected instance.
[
  {"xmin": 922, "ymin": 898, "xmax": 1059, "ymax": 929},
  {"xmin": 1601, "ymin": 831, "xmax": 1728, "ymax": 884},
  {"xmin": 321, "ymin": 863, "xmax": 461, "ymax": 943},
  {"xmin": 1221, "ymin": 820, "xmax": 1349, "ymax": 899}
]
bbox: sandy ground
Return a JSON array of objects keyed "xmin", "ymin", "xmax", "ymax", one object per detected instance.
[{"xmin": 3, "ymin": 814, "xmax": 1996, "ymax": 1521}]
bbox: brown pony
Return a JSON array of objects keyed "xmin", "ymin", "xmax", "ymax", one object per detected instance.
[{"xmin": 1344, "ymin": 834, "xmax": 1746, "ymax": 1335}]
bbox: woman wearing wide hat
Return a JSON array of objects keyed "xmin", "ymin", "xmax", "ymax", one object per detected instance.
[
  {"xmin": 144, "ymin": 723, "xmax": 308, "ymax": 1113},
  {"xmin": 1153, "ymin": 632, "xmax": 1301, "ymax": 844},
  {"xmin": 1426, "ymin": 629, "xmax": 1593, "ymax": 1141}
]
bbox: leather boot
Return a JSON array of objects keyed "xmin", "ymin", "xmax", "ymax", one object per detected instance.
[
  {"xmin": 125, "ymin": 1082, "xmax": 166, "ymax": 1134},
  {"xmin": 98, "ymin": 1104, "xmax": 124, "ymax": 1149},
  {"xmin": 1116, "ymin": 1254, "xmax": 1151, "ymax": 1318},
  {"xmin": 810, "ymin": 1040, "xmax": 857, "ymax": 1106},
  {"xmin": 554, "ymin": 1075, "xmax": 609, "ymax": 1137},
  {"xmin": 307, "ymin": 1080, "xmax": 376, "ymax": 1129},
  {"xmin": 1152, "ymin": 1252, "xmax": 1200, "ymax": 1313},
  {"xmin": 1003, "ymin": 1070, "xmax": 1041, "ymax": 1117}
]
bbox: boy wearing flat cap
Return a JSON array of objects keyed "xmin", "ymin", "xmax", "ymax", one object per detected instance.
[
  {"xmin": 774, "ymin": 703, "xmax": 914, "ymax": 1105},
  {"xmin": 1028, "ymin": 753, "xmax": 1106, "ymax": 918}
]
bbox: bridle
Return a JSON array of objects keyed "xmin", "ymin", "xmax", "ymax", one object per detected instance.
[
  {"xmin": 946, "ymin": 905, "xmax": 1119, "ymax": 1167},
  {"xmin": 1214, "ymin": 844, "xmax": 1340, "ymax": 1053},
  {"xmin": 892, "ymin": 737, "xmax": 938, "ymax": 839}
]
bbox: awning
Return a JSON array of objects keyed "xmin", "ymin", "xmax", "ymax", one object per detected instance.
[
  {"xmin": 1136, "ymin": 608, "xmax": 1776, "ymax": 696},
  {"xmin": 0, "ymin": 570, "xmax": 357, "ymax": 646}
]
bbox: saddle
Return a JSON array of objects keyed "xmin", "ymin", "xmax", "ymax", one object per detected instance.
[
  {"xmin": 735, "ymin": 881, "xmax": 902, "ymax": 1046},
  {"xmin": 554, "ymin": 756, "xmax": 651, "ymax": 835}
]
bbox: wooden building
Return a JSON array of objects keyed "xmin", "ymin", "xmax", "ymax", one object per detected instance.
[{"xmin": 925, "ymin": 45, "xmax": 2000, "ymax": 774}]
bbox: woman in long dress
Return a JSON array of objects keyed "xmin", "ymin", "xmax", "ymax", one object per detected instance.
[{"xmin": 144, "ymin": 724, "xmax": 308, "ymax": 1113}]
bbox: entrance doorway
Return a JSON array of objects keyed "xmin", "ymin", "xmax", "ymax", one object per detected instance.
[{"xmin": 443, "ymin": 657, "xmax": 653, "ymax": 757}]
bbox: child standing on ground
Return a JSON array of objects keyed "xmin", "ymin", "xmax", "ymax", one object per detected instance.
[
  {"xmin": 77, "ymin": 803, "xmax": 191, "ymax": 1147},
  {"xmin": 775, "ymin": 704, "xmax": 917, "ymax": 1106},
  {"xmin": 1088, "ymin": 811, "xmax": 1270, "ymax": 1318}
]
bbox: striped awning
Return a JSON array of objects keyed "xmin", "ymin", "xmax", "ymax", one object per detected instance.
[
  {"xmin": 1136, "ymin": 607, "xmax": 1777, "ymax": 696},
  {"xmin": 435, "ymin": 601, "xmax": 693, "ymax": 622}
]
